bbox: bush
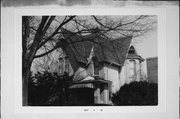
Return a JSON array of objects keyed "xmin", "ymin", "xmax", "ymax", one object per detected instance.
[
  {"xmin": 28, "ymin": 71, "xmax": 73, "ymax": 106},
  {"xmin": 112, "ymin": 81, "xmax": 158, "ymax": 106}
]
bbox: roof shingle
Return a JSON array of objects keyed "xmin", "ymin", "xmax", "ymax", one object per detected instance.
[{"xmin": 62, "ymin": 29, "xmax": 132, "ymax": 67}]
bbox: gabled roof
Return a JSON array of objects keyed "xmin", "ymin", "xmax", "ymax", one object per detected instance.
[
  {"xmin": 61, "ymin": 29, "xmax": 132, "ymax": 67},
  {"xmin": 127, "ymin": 45, "xmax": 144, "ymax": 61}
]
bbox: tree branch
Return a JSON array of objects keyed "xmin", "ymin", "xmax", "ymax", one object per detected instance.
[
  {"xmin": 34, "ymin": 46, "xmax": 59, "ymax": 58},
  {"xmin": 38, "ymin": 16, "xmax": 76, "ymax": 49},
  {"xmin": 118, "ymin": 16, "xmax": 145, "ymax": 27},
  {"xmin": 93, "ymin": 16, "xmax": 111, "ymax": 30},
  {"xmin": 41, "ymin": 16, "xmax": 56, "ymax": 39}
]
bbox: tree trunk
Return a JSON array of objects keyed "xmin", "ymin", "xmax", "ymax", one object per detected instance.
[
  {"xmin": 23, "ymin": 45, "xmax": 38, "ymax": 106},
  {"xmin": 22, "ymin": 66, "xmax": 30, "ymax": 106},
  {"xmin": 22, "ymin": 16, "xmax": 29, "ymax": 106},
  {"xmin": 22, "ymin": 16, "xmax": 47, "ymax": 105}
]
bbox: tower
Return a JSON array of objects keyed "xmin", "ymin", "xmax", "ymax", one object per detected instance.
[{"xmin": 126, "ymin": 45, "xmax": 144, "ymax": 82}]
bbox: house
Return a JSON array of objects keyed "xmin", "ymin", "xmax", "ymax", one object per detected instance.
[
  {"xmin": 49, "ymin": 29, "xmax": 145, "ymax": 105},
  {"xmin": 146, "ymin": 57, "xmax": 158, "ymax": 83}
]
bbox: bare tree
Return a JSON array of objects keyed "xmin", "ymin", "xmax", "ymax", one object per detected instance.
[{"xmin": 22, "ymin": 15, "xmax": 156, "ymax": 105}]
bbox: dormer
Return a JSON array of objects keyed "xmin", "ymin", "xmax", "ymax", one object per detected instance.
[
  {"xmin": 128, "ymin": 45, "xmax": 136, "ymax": 54},
  {"xmin": 127, "ymin": 45, "xmax": 144, "ymax": 62}
]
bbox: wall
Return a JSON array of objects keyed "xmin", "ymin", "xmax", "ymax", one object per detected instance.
[
  {"xmin": 100, "ymin": 63, "xmax": 121, "ymax": 93},
  {"xmin": 146, "ymin": 57, "xmax": 158, "ymax": 83},
  {"xmin": 99, "ymin": 60, "xmax": 143, "ymax": 93},
  {"xmin": 120, "ymin": 59, "xmax": 145, "ymax": 87},
  {"xmin": 119, "ymin": 61, "xmax": 128, "ymax": 87}
]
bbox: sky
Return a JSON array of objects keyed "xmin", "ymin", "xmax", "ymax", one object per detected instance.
[
  {"xmin": 133, "ymin": 29, "xmax": 157, "ymax": 59},
  {"xmin": 131, "ymin": 28, "xmax": 157, "ymax": 76}
]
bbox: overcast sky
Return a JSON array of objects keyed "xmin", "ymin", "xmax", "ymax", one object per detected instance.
[
  {"xmin": 133, "ymin": 28, "xmax": 157, "ymax": 59},
  {"xmin": 132, "ymin": 29, "xmax": 157, "ymax": 75}
]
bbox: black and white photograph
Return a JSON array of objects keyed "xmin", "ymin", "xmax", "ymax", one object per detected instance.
[
  {"xmin": 22, "ymin": 15, "xmax": 158, "ymax": 106},
  {"xmin": 1, "ymin": 4, "xmax": 179, "ymax": 119}
]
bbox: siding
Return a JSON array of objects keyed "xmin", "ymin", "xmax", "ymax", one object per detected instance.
[
  {"xmin": 119, "ymin": 61, "xmax": 128, "ymax": 87},
  {"xmin": 120, "ymin": 59, "xmax": 144, "ymax": 87},
  {"xmin": 146, "ymin": 57, "xmax": 158, "ymax": 83},
  {"xmin": 102, "ymin": 63, "xmax": 121, "ymax": 93}
]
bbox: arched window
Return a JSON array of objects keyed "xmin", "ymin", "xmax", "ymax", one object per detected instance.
[
  {"xmin": 128, "ymin": 46, "xmax": 136, "ymax": 54},
  {"xmin": 129, "ymin": 60, "xmax": 136, "ymax": 77}
]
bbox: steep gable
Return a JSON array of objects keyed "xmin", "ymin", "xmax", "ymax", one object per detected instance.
[{"xmin": 61, "ymin": 29, "xmax": 132, "ymax": 70}]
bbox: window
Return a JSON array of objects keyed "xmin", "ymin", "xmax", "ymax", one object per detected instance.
[
  {"xmin": 129, "ymin": 60, "xmax": 135, "ymax": 77},
  {"xmin": 128, "ymin": 46, "xmax": 136, "ymax": 54},
  {"xmin": 93, "ymin": 56, "xmax": 99, "ymax": 75}
]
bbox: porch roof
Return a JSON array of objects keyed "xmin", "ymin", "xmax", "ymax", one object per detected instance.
[{"xmin": 69, "ymin": 77, "xmax": 112, "ymax": 89}]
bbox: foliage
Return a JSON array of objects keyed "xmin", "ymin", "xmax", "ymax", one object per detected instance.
[
  {"xmin": 112, "ymin": 81, "xmax": 158, "ymax": 106},
  {"xmin": 28, "ymin": 71, "xmax": 73, "ymax": 106}
]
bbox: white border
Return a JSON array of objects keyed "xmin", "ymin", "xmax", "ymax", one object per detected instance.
[{"xmin": 13, "ymin": 8, "xmax": 166, "ymax": 113}]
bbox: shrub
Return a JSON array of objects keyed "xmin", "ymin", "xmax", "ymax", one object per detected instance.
[
  {"xmin": 112, "ymin": 81, "xmax": 158, "ymax": 106},
  {"xmin": 28, "ymin": 71, "xmax": 73, "ymax": 106}
]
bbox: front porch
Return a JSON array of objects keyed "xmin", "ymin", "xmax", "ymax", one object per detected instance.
[{"xmin": 69, "ymin": 76, "xmax": 112, "ymax": 106}]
